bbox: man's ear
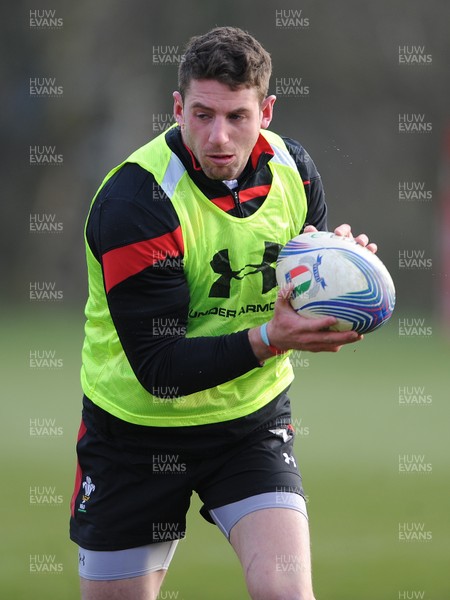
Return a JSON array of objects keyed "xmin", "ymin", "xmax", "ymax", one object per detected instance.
[
  {"xmin": 173, "ymin": 91, "xmax": 184, "ymax": 126},
  {"xmin": 260, "ymin": 95, "xmax": 276, "ymax": 129}
]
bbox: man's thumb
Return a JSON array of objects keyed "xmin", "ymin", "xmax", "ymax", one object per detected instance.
[{"xmin": 277, "ymin": 283, "xmax": 294, "ymax": 304}]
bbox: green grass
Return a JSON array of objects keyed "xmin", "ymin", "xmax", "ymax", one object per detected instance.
[{"xmin": 1, "ymin": 308, "xmax": 449, "ymax": 599}]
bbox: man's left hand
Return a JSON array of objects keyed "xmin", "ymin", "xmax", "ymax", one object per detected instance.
[{"xmin": 303, "ymin": 223, "xmax": 378, "ymax": 254}]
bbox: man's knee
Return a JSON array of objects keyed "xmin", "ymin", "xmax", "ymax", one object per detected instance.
[
  {"xmin": 245, "ymin": 569, "xmax": 315, "ymax": 600},
  {"xmin": 246, "ymin": 578, "xmax": 315, "ymax": 600},
  {"xmin": 230, "ymin": 507, "xmax": 315, "ymax": 600}
]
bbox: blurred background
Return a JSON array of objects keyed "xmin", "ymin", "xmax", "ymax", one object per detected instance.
[{"xmin": 1, "ymin": 0, "xmax": 449, "ymax": 598}]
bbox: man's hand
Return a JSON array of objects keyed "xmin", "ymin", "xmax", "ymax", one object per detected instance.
[
  {"xmin": 248, "ymin": 223, "xmax": 376, "ymax": 362},
  {"xmin": 304, "ymin": 223, "xmax": 378, "ymax": 254},
  {"xmin": 249, "ymin": 285, "xmax": 362, "ymax": 362}
]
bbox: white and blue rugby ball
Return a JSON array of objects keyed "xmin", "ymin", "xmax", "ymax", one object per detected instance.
[{"xmin": 276, "ymin": 232, "xmax": 396, "ymax": 333}]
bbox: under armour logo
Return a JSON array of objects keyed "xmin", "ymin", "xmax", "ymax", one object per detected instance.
[
  {"xmin": 283, "ymin": 452, "xmax": 297, "ymax": 467},
  {"xmin": 209, "ymin": 241, "xmax": 282, "ymax": 298},
  {"xmin": 79, "ymin": 553, "xmax": 86, "ymax": 566}
]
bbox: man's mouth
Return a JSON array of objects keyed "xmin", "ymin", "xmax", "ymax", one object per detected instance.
[{"xmin": 207, "ymin": 154, "xmax": 235, "ymax": 166}]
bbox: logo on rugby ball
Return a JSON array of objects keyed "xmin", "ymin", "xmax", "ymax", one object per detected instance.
[
  {"xmin": 285, "ymin": 255, "xmax": 327, "ymax": 299},
  {"xmin": 285, "ymin": 264, "xmax": 312, "ymax": 296}
]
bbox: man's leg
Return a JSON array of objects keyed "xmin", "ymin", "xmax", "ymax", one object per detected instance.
[
  {"xmin": 70, "ymin": 399, "xmax": 190, "ymax": 600},
  {"xmin": 77, "ymin": 541, "xmax": 178, "ymax": 600},
  {"xmin": 230, "ymin": 508, "xmax": 316, "ymax": 600},
  {"xmin": 80, "ymin": 570, "xmax": 166, "ymax": 600}
]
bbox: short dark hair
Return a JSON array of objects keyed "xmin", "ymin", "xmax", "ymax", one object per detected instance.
[{"xmin": 178, "ymin": 26, "xmax": 272, "ymax": 103}]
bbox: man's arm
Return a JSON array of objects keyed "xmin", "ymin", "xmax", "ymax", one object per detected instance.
[
  {"xmin": 282, "ymin": 136, "xmax": 328, "ymax": 231},
  {"xmin": 88, "ymin": 163, "xmax": 261, "ymax": 398}
]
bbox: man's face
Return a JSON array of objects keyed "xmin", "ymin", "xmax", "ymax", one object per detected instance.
[{"xmin": 173, "ymin": 79, "xmax": 275, "ymax": 181}]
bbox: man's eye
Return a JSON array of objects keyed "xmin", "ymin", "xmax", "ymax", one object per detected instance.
[
  {"xmin": 229, "ymin": 114, "xmax": 244, "ymax": 121},
  {"xmin": 196, "ymin": 113, "xmax": 210, "ymax": 120}
]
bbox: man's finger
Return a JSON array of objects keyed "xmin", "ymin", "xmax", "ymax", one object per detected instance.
[
  {"xmin": 333, "ymin": 223, "xmax": 352, "ymax": 237},
  {"xmin": 277, "ymin": 283, "xmax": 294, "ymax": 301},
  {"xmin": 292, "ymin": 330, "xmax": 362, "ymax": 350},
  {"xmin": 354, "ymin": 233, "xmax": 369, "ymax": 247}
]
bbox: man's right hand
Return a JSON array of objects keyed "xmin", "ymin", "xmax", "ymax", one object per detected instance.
[{"xmin": 248, "ymin": 284, "xmax": 362, "ymax": 363}]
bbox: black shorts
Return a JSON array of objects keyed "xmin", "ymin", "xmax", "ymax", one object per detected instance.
[{"xmin": 70, "ymin": 390, "xmax": 304, "ymax": 551}]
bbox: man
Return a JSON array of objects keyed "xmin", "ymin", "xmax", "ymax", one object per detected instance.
[{"xmin": 70, "ymin": 26, "xmax": 376, "ymax": 600}]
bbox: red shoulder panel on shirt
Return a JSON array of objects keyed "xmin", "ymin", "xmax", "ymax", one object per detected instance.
[{"xmin": 102, "ymin": 226, "xmax": 184, "ymax": 293}]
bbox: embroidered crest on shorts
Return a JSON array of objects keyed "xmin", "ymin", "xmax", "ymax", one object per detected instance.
[{"xmin": 78, "ymin": 475, "xmax": 96, "ymax": 512}]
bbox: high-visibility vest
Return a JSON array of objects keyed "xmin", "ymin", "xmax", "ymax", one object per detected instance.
[{"xmin": 81, "ymin": 128, "xmax": 307, "ymax": 426}]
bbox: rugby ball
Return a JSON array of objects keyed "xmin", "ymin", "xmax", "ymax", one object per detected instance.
[{"xmin": 276, "ymin": 232, "xmax": 396, "ymax": 333}]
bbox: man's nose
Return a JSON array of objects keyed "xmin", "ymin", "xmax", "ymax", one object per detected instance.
[{"xmin": 208, "ymin": 118, "xmax": 229, "ymax": 145}]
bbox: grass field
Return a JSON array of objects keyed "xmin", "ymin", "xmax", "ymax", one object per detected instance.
[{"xmin": 1, "ymin": 307, "xmax": 449, "ymax": 599}]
